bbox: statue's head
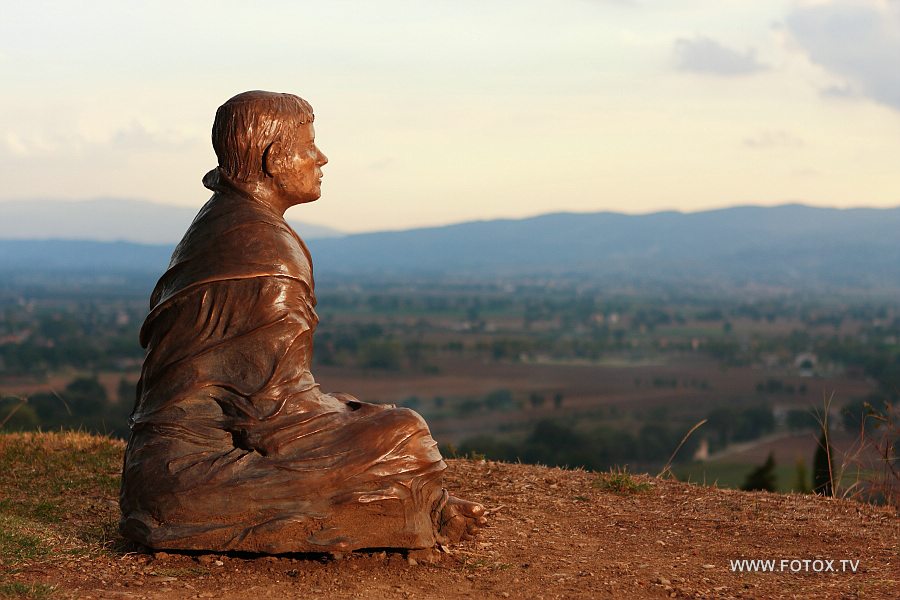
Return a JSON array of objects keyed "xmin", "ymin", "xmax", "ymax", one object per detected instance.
[{"xmin": 211, "ymin": 90, "xmax": 327, "ymax": 209}]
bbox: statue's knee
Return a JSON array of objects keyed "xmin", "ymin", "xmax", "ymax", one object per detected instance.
[{"xmin": 391, "ymin": 406, "xmax": 429, "ymax": 429}]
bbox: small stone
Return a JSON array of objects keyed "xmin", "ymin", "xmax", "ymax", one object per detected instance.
[
  {"xmin": 702, "ymin": 564, "xmax": 715, "ymax": 569},
  {"xmin": 407, "ymin": 557, "xmax": 418, "ymax": 566},
  {"xmin": 214, "ymin": 560, "xmax": 224, "ymax": 567}
]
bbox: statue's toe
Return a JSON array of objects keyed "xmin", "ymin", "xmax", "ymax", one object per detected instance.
[{"xmin": 437, "ymin": 495, "xmax": 488, "ymax": 544}]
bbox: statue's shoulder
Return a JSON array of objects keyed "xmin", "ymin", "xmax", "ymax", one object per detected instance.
[
  {"xmin": 147, "ymin": 192, "xmax": 312, "ymax": 319},
  {"xmin": 179, "ymin": 192, "xmax": 307, "ymax": 263}
]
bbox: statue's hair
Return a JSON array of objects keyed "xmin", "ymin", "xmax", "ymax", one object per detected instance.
[{"xmin": 211, "ymin": 91, "xmax": 314, "ymax": 182}]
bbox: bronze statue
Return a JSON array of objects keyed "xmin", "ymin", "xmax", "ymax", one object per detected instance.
[{"xmin": 120, "ymin": 91, "xmax": 486, "ymax": 553}]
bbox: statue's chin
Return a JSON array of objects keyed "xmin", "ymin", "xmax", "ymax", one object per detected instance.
[
  {"xmin": 293, "ymin": 187, "xmax": 322, "ymax": 205},
  {"xmin": 281, "ymin": 195, "xmax": 320, "ymax": 210}
]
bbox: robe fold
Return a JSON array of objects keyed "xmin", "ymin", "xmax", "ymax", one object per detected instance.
[{"xmin": 120, "ymin": 171, "xmax": 446, "ymax": 553}]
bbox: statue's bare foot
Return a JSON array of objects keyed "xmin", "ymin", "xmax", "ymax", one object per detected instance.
[{"xmin": 434, "ymin": 490, "xmax": 488, "ymax": 544}]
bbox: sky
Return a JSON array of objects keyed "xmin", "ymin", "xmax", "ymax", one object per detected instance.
[{"xmin": 2, "ymin": 0, "xmax": 899, "ymax": 233}]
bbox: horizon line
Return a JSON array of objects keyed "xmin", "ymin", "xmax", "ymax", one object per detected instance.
[{"xmin": 2, "ymin": 197, "xmax": 900, "ymax": 238}]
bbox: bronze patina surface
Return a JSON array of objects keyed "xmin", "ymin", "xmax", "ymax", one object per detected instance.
[{"xmin": 119, "ymin": 91, "xmax": 486, "ymax": 553}]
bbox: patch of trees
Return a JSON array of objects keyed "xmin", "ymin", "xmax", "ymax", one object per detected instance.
[
  {"xmin": 756, "ymin": 379, "xmax": 807, "ymax": 395},
  {"xmin": 705, "ymin": 405, "xmax": 775, "ymax": 450},
  {"xmin": 1, "ymin": 376, "xmax": 133, "ymax": 438},
  {"xmin": 450, "ymin": 389, "xmax": 564, "ymax": 417},
  {"xmin": 785, "ymin": 409, "xmax": 819, "ymax": 431},
  {"xmin": 314, "ymin": 323, "xmax": 438, "ymax": 372},
  {"xmin": 630, "ymin": 308, "xmax": 672, "ymax": 332},
  {"xmin": 456, "ymin": 418, "xmax": 699, "ymax": 471},
  {"xmin": 317, "ymin": 291, "xmax": 516, "ymax": 318},
  {"xmin": 818, "ymin": 337, "xmax": 900, "ymax": 393},
  {"xmin": 813, "ymin": 430, "xmax": 834, "ymax": 496},
  {"xmin": 0, "ymin": 305, "xmax": 143, "ymax": 376},
  {"xmin": 841, "ymin": 394, "xmax": 891, "ymax": 434},
  {"xmin": 741, "ymin": 452, "xmax": 777, "ymax": 492},
  {"xmin": 634, "ymin": 377, "xmax": 709, "ymax": 390},
  {"xmin": 701, "ymin": 338, "xmax": 743, "ymax": 366}
]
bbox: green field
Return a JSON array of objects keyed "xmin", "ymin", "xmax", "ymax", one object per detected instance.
[{"xmin": 674, "ymin": 461, "xmax": 806, "ymax": 494}]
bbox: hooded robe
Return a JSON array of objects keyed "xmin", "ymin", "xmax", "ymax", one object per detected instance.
[{"xmin": 119, "ymin": 170, "xmax": 446, "ymax": 553}]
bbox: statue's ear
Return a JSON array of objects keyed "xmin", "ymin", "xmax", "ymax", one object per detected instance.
[{"xmin": 262, "ymin": 142, "xmax": 280, "ymax": 178}]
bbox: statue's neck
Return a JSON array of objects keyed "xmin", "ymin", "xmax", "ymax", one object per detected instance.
[{"xmin": 202, "ymin": 168, "xmax": 290, "ymax": 216}]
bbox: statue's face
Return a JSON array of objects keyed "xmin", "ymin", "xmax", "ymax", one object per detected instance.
[{"xmin": 275, "ymin": 122, "xmax": 328, "ymax": 205}]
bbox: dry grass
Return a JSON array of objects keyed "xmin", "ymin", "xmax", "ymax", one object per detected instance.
[
  {"xmin": 592, "ymin": 467, "xmax": 652, "ymax": 495},
  {"xmin": 1, "ymin": 431, "xmax": 897, "ymax": 599},
  {"xmin": 0, "ymin": 431, "xmax": 124, "ymax": 591}
]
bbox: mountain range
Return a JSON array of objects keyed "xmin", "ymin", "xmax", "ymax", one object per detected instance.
[
  {"xmin": 1, "ymin": 202, "xmax": 899, "ymax": 292},
  {"xmin": 0, "ymin": 198, "xmax": 343, "ymax": 243},
  {"xmin": 311, "ymin": 204, "xmax": 900, "ymax": 290}
]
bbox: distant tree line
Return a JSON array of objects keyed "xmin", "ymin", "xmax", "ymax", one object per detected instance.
[
  {"xmin": 0, "ymin": 376, "xmax": 133, "ymax": 438},
  {"xmin": 756, "ymin": 378, "xmax": 807, "ymax": 395},
  {"xmin": 705, "ymin": 405, "xmax": 775, "ymax": 451},
  {"xmin": 455, "ymin": 418, "xmax": 700, "ymax": 471},
  {"xmin": 0, "ymin": 305, "xmax": 143, "ymax": 376}
]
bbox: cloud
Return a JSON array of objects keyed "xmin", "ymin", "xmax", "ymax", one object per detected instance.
[
  {"xmin": 2, "ymin": 121, "xmax": 197, "ymax": 158},
  {"xmin": 367, "ymin": 157, "xmax": 395, "ymax": 170},
  {"xmin": 743, "ymin": 130, "xmax": 805, "ymax": 149},
  {"xmin": 4, "ymin": 132, "xmax": 31, "ymax": 157},
  {"xmin": 2, "ymin": 131, "xmax": 83, "ymax": 157},
  {"xmin": 819, "ymin": 83, "xmax": 857, "ymax": 99},
  {"xmin": 673, "ymin": 36, "xmax": 767, "ymax": 76},
  {"xmin": 109, "ymin": 121, "xmax": 195, "ymax": 152},
  {"xmin": 791, "ymin": 167, "xmax": 820, "ymax": 178},
  {"xmin": 786, "ymin": 1, "xmax": 900, "ymax": 111}
]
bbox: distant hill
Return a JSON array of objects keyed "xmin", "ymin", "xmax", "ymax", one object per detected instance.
[
  {"xmin": 0, "ymin": 198, "xmax": 343, "ymax": 244},
  {"xmin": 0, "ymin": 239, "xmax": 171, "ymax": 274},
  {"xmin": 2, "ymin": 204, "xmax": 900, "ymax": 292},
  {"xmin": 307, "ymin": 204, "xmax": 900, "ymax": 290}
]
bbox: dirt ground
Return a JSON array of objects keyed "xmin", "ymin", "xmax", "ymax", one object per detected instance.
[{"xmin": 2, "ymin": 433, "xmax": 897, "ymax": 600}]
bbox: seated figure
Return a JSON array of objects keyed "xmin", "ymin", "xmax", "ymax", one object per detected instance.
[{"xmin": 120, "ymin": 91, "xmax": 486, "ymax": 553}]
